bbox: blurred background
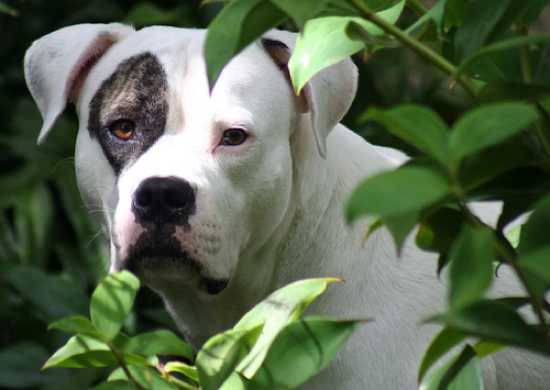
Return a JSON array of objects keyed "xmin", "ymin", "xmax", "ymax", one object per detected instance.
[{"xmin": 0, "ymin": 1, "xmax": 548, "ymax": 388}]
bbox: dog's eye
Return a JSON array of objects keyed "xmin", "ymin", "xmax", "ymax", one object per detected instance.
[
  {"xmin": 221, "ymin": 128, "xmax": 248, "ymax": 146},
  {"xmin": 109, "ymin": 119, "xmax": 135, "ymax": 141}
]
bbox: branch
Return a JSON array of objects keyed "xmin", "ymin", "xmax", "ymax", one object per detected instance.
[{"xmin": 350, "ymin": 0, "xmax": 478, "ymax": 99}]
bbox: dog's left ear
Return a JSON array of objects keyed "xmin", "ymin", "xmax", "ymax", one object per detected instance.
[
  {"xmin": 261, "ymin": 30, "xmax": 358, "ymax": 158},
  {"xmin": 24, "ymin": 23, "xmax": 135, "ymax": 144}
]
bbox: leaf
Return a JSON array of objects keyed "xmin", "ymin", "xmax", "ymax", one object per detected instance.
[
  {"xmin": 92, "ymin": 380, "xmax": 135, "ymax": 390},
  {"xmin": 346, "ymin": 165, "xmax": 450, "ymax": 223},
  {"xmin": 164, "ymin": 361, "xmax": 199, "ymax": 382},
  {"xmin": 449, "ymin": 0, "xmax": 512, "ymax": 62},
  {"xmin": 416, "ymin": 207, "xmax": 463, "ymax": 254},
  {"xmin": 0, "ymin": 1, "xmax": 17, "ymax": 16},
  {"xmin": 418, "ymin": 327, "xmax": 466, "ymax": 383},
  {"xmin": 519, "ymin": 247, "xmax": 550, "ymax": 285},
  {"xmin": 456, "ymin": 35, "xmax": 550, "ymax": 81},
  {"xmin": 248, "ymin": 319, "xmax": 361, "ymax": 389},
  {"xmin": 7, "ymin": 266, "xmax": 88, "ymax": 321},
  {"xmin": 448, "ymin": 225, "xmax": 495, "ymax": 309},
  {"xmin": 205, "ymin": 0, "xmax": 286, "ymax": 87},
  {"xmin": 420, "ymin": 345, "xmax": 483, "ymax": 390},
  {"xmin": 270, "ymin": 0, "xmax": 325, "ymax": 26},
  {"xmin": 362, "ymin": 105, "xmax": 449, "ymax": 165},
  {"xmin": 234, "ymin": 278, "xmax": 340, "ymax": 378},
  {"xmin": 120, "ymin": 330, "xmax": 194, "ymax": 360},
  {"xmin": 431, "ymin": 300, "xmax": 550, "ymax": 356},
  {"xmin": 108, "ymin": 366, "xmax": 178, "ymax": 390},
  {"xmin": 517, "ymin": 196, "xmax": 550, "ymax": 255},
  {"xmin": 449, "ymin": 103, "xmax": 538, "ymax": 169},
  {"xmin": 0, "ymin": 343, "xmax": 49, "ymax": 388},
  {"xmin": 48, "ymin": 315, "xmax": 101, "ymax": 339},
  {"xmin": 90, "ymin": 271, "xmax": 140, "ymax": 341},
  {"xmin": 405, "ymin": 0, "xmax": 446, "ymax": 36},
  {"xmin": 43, "ymin": 335, "xmax": 114, "ymax": 369},
  {"xmin": 384, "ymin": 212, "xmax": 419, "ymax": 253},
  {"xmin": 478, "ymin": 82, "xmax": 550, "ymax": 103},
  {"xmin": 196, "ymin": 327, "xmax": 260, "ymax": 390},
  {"xmin": 289, "ymin": 0, "xmax": 405, "ymax": 93}
]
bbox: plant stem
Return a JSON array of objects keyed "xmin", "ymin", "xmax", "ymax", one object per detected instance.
[
  {"xmin": 459, "ymin": 203, "xmax": 550, "ymax": 338},
  {"xmin": 350, "ymin": 0, "xmax": 478, "ymax": 99},
  {"xmin": 108, "ymin": 342, "xmax": 148, "ymax": 390}
]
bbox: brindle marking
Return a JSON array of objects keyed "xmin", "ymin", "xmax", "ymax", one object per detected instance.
[{"xmin": 88, "ymin": 52, "xmax": 168, "ymax": 174}]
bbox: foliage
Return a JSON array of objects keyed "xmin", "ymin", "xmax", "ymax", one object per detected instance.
[
  {"xmin": 204, "ymin": 0, "xmax": 550, "ymax": 388},
  {"xmin": 42, "ymin": 273, "xmax": 359, "ymax": 390},
  {"xmin": 1, "ymin": 0, "xmax": 550, "ymax": 389}
]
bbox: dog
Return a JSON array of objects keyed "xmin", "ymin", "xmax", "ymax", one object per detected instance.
[{"xmin": 24, "ymin": 23, "xmax": 549, "ymax": 389}]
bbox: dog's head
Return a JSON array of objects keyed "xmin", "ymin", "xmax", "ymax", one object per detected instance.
[{"xmin": 24, "ymin": 24, "xmax": 357, "ymax": 302}]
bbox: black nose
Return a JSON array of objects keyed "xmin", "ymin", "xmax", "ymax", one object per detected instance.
[{"xmin": 132, "ymin": 176, "xmax": 196, "ymax": 224}]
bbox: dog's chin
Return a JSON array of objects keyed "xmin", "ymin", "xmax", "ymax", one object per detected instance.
[{"xmin": 124, "ymin": 252, "xmax": 229, "ymax": 296}]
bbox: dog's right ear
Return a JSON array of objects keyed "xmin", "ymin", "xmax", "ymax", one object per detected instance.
[{"xmin": 24, "ymin": 23, "xmax": 134, "ymax": 144}]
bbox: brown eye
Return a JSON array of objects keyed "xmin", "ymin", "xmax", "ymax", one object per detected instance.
[
  {"xmin": 109, "ymin": 119, "xmax": 135, "ymax": 141},
  {"xmin": 221, "ymin": 128, "xmax": 248, "ymax": 146}
]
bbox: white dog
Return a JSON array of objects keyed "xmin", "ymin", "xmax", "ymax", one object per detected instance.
[{"xmin": 24, "ymin": 23, "xmax": 548, "ymax": 389}]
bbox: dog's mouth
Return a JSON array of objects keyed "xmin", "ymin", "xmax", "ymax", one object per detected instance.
[{"xmin": 124, "ymin": 241, "xmax": 228, "ymax": 295}]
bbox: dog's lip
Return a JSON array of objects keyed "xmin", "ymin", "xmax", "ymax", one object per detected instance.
[{"xmin": 123, "ymin": 248, "xmax": 229, "ymax": 295}]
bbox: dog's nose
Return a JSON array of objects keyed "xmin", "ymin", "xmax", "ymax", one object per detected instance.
[{"xmin": 132, "ymin": 176, "xmax": 196, "ymax": 224}]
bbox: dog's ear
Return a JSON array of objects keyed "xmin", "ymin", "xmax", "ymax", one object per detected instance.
[
  {"xmin": 261, "ymin": 30, "xmax": 358, "ymax": 158},
  {"xmin": 24, "ymin": 23, "xmax": 135, "ymax": 144}
]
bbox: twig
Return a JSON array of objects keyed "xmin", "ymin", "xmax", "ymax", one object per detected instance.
[
  {"xmin": 350, "ymin": 0, "xmax": 478, "ymax": 99},
  {"xmin": 108, "ymin": 342, "xmax": 149, "ymax": 390}
]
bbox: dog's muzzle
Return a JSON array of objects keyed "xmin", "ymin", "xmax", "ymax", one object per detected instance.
[{"xmin": 121, "ymin": 176, "xmax": 228, "ymax": 295}]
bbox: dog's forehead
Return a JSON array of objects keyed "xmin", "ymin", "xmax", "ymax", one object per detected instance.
[{"xmin": 79, "ymin": 27, "xmax": 203, "ymax": 106}]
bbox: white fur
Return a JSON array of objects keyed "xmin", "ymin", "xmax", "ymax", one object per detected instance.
[{"xmin": 25, "ymin": 25, "xmax": 549, "ymax": 389}]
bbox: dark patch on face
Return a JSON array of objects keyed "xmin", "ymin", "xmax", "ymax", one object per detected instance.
[
  {"xmin": 126, "ymin": 225, "xmax": 201, "ymax": 275},
  {"xmin": 88, "ymin": 52, "xmax": 168, "ymax": 174},
  {"xmin": 125, "ymin": 225, "xmax": 228, "ymax": 295}
]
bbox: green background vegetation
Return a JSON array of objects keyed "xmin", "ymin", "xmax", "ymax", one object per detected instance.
[{"xmin": 1, "ymin": 0, "xmax": 550, "ymax": 389}]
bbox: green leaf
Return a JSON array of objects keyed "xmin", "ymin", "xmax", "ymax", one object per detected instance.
[
  {"xmin": 92, "ymin": 380, "xmax": 135, "ymax": 390},
  {"xmin": 346, "ymin": 165, "xmax": 450, "ymax": 223},
  {"xmin": 108, "ymin": 366, "xmax": 178, "ymax": 390},
  {"xmin": 449, "ymin": 0, "xmax": 512, "ymax": 62},
  {"xmin": 418, "ymin": 327, "xmax": 466, "ymax": 383},
  {"xmin": 519, "ymin": 247, "xmax": 550, "ymax": 285},
  {"xmin": 164, "ymin": 361, "xmax": 199, "ymax": 382},
  {"xmin": 478, "ymin": 82, "xmax": 550, "ymax": 103},
  {"xmin": 270, "ymin": 0, "xmax": 325, "ymax": 26},
  {"xmin": 48, "ymin": 315, "xmax": 101, "ymax": 338},
  {"xmin": 456, "ymin": 35, "xmax": 550, "ymax": 81},
  {"xmin": 517, "ymin": 196, "xmax": 550, "ymax": 254},
  {"xmin": 120, "ymin": 330, "xmax": 194, "ymax": 360},
  {"xmin": 7, "ymin": 266, "xmax": 88, "ymax": 321},
  {"xmin": 449, "ymin": 103, "xmax": 538, "ymax": 168},
  {"xmin": 205, "ymin": 0, "xmax": 285, "ymax": 87},
  {"xmin": 431, "ymin": 300, "xmax": 550, "ymax": 356},
  {"xmin": 289, "ymin": 0, "xmax": 405, "ymax": 93},
  {"xmin": 196, "ymin": 327, "xmax": 260, "ymax": 390},
  {"xmin": 416, "ymin": 207, "xmax": 463, "ymax": 254},
  {"xmin": 384, "ymin": 212, "xmax": 419, "ymax": 253},
  {"xmin": 43, "ymin": 335, "xmax": 114, "ymax": 369},
  {"xmin": 248, "ymin": 319, "xmax": 361, "ymax": 389},
  {"xmin": 0, "ymin": 343, "xmax": 49, "ymax": 388},
  {"xmin": 234, "ymin": 278, "xmax": 340, "ymax": 378},
  {"xmin": 448, "ymin": 225, "xmax": 495, "ymax": 309},
  {"xmin": 472, "ymin": 340, "xmax": 506, "ymax": 358},
  {"xmin": 362, "ymin": 105, "xmax": 449, "ymax": 165},
  {"xmin": 90, "ymin": 271, "xmax": 140, "ymax": 341},
  {"xmin": 0, "ymin": 1, "xmax": 18, "ymax": 16},
  {"xmin": 421, "ymin": 345, "xmax": 483, "ymax": 390}
]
